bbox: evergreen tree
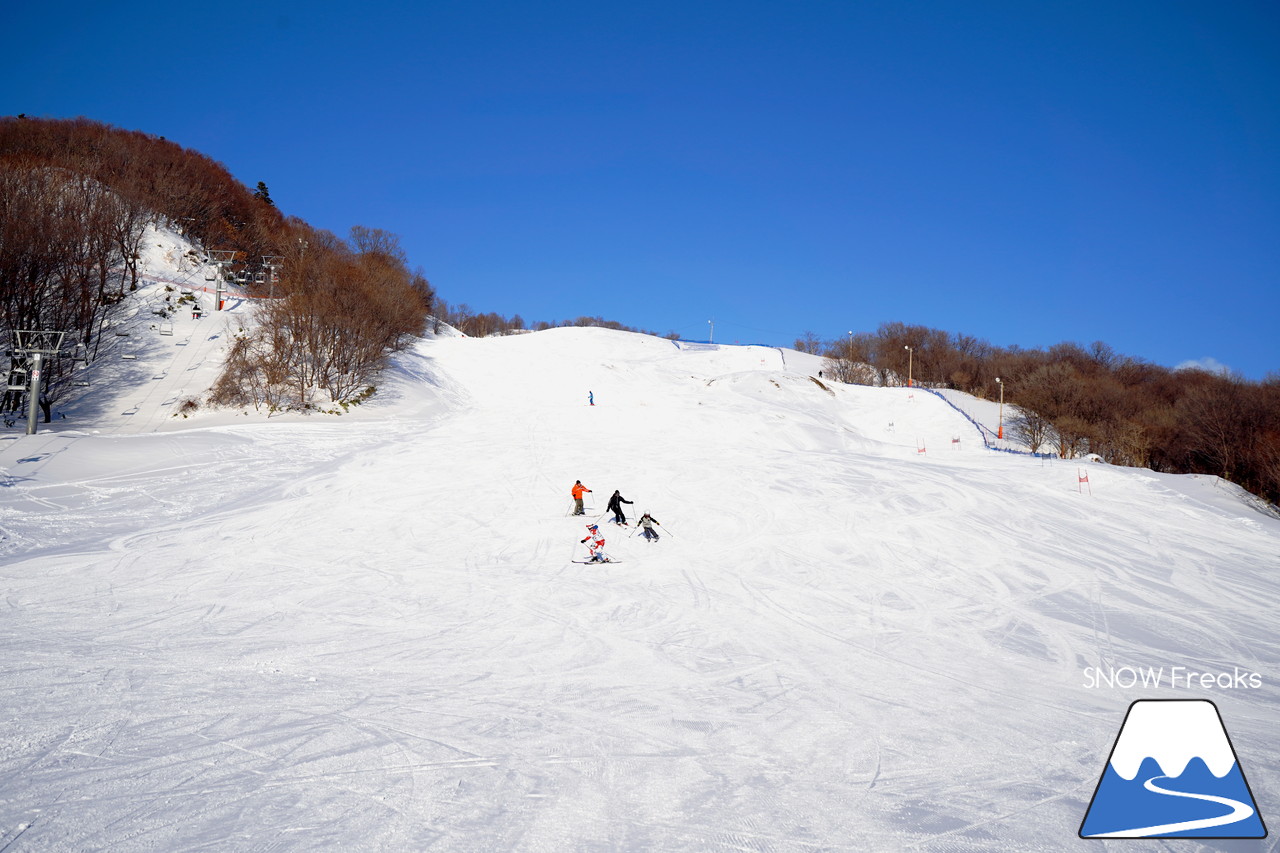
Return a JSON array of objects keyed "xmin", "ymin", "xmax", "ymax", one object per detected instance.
[{"xmin": 253, "ymin": 181, "xmax": 274, "ymax": 207}]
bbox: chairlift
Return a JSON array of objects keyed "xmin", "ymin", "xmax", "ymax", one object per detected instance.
[
  {"xmin": 6, "ymin": 368, "xmax": 27, "ymax": 391},
  {"xmin": 254, "ymin": 271, "xmax": 266, "ymax": 284},
  {"xmin": 73, "ymin": 379, "xmax": 91, "ymax": 388},
  {"xmin": 204, "ymin": 268, "xmax": 217, "ymax": 281},
  {"xmin": 159, "ymin": 321, "xmax": 174, "ymax": 336}
]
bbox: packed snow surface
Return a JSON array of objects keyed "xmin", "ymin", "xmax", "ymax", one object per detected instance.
[{"xmin": 2, "ymin": 323, "xmax": 1278, "ymax": 851}]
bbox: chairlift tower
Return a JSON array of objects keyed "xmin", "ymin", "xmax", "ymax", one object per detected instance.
[
  {"xmin": 205, "ymin": 250, "xmax": 239, "ymax": 310},
  {"xmin": 7, "ymin": 330, "xmax": 87, "ymax": 435},
  {"xmin": 261, "ymin": 256, "xmax": 283, "ymax": 299}
]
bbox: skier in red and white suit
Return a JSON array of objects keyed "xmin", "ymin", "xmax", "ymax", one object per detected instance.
[{"xmin": 580, "ymin": 523, "xmax": 609, "ymax": 562}]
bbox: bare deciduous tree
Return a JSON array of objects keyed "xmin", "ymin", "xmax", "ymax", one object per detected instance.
[
  {"xmin": 794, "ymin": 331, "xmax": 822, "ymax": 355},
  {"xmin": 1008, "ymin": 406, "xmax": 1051, "ymax": 455}
]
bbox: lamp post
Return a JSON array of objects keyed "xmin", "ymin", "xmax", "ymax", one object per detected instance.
[
  {"xmin": 708, "ymin": 319, "xmax": 714, "ymax": 344},
  {"xmin": 995, "ymin": 377, "xmax": 1004, "ymax": 440},
  {"xmin": 904, "ymin": 345, "xmax": 913, "ymax": 387}
]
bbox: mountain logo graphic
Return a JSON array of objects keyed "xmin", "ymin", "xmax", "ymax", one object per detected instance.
[{"xmin": 1080, "ymin": 699, "xmax": 1267, "ymax": 839}]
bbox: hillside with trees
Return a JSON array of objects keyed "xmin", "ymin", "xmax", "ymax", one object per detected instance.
[
  {"xmin": 0, "ymin": 117, "xmax": 667, "ymax": 414},
  {"xmin": 809, "ymin": 323, "xmax": 1280, "ymax": 505},
  {"xmin": 0, "ymin": 116, "xmax": 434, "ymax": 414},
  {"xmin": 2, "ymin": 116, "xmax": 1275, "ymax": 505}
]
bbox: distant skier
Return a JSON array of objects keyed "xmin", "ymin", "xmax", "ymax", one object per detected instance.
[
  {"xmin": 571, "ymin": 480, "xmax": 592, "ymax": 516},
  {"xmin": 607, "ymin": 489, "xmax": 633, "ymax": 525},
  {"xmin": 580, "ymin": 523, "xmax": 610, "ymax": 562},
  {"xmin": 588, "ymin": 390, "xmax": 594, "ymax": 406},
  {"xmin": 637, "ymin": 512, "xmax": 662, "ymax": 542}
]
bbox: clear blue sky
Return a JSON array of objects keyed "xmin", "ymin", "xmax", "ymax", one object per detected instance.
[{"xmin": 4, "ymin": 1, "xmax": 1277, "ymax": 377}]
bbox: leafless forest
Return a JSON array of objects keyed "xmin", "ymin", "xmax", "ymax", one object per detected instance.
[
  {"xmin": 1, "ymin": 116, "xmax": 433, "ymax": 414},
  {"xmin": 805, "ymin": 325, "xmax": 1279, "ymax": 504}
]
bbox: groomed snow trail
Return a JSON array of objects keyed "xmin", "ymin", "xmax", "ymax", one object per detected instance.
[{"xmin": 1, "ymin": 327, "xmax": 1278, "ymax": 852}]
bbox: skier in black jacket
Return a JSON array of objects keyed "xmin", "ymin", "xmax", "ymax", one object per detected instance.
[{"xmin": 607, "ymin": 490, "xmax": 633, "ymax": 525}]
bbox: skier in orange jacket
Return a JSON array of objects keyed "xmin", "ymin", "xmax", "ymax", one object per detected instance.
[{"xmin": 571, "ymin": 480, "xmax": 592, "ymax": 516}]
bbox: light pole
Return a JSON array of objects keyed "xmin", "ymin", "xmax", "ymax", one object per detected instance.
[
  {"xmin": 708, "ymin": 319, "xmax": 714, "ymax": 344},
  {"xmin": 995, "ymin": 377, "xmax": 1004, "ymax": 440},
  {"xmin": 904, "ymin": 345, "xmax": 913, "ymax": 387}
]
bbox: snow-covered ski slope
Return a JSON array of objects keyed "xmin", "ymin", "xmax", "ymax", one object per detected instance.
[
  {"xmin": 2, "ymin": 326, "xmax": 1278, "ymax": 852},
  {"xmin": 42, "ymin": 224, "xmax": 267, "ymax": 437}
]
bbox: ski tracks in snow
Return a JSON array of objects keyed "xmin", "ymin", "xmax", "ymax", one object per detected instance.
[{"xmin": 4, "ymin": 329, "xmax": 1280, "ymax": 850}]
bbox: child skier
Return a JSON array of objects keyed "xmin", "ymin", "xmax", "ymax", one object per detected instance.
[
  {"xmin": 637, "ymin": 513, "xmax": 662, "ymax": 542},
  {"xmin": 580, "ymin": 523, "xmax": 610, "ymax": 562}
]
